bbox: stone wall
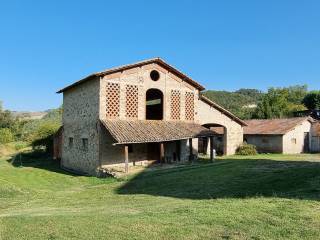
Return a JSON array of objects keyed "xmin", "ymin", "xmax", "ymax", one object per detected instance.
[
  {"xmin": 61, "ymin": 77, "xmax": 100, "ymax": 175},
  {"xmin": 282, "ymin": 120, "xmax": 312, "ymax": 154},
  {"xmin": 245, "ymin": 135, "xmax": 283, "ymax": 153},
  {"xmin": 198, "ymin": 100, "xmax": 244, "ymax": 155}
]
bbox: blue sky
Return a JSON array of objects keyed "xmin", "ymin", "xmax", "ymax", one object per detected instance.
[{"xmin": 0, "ymin": 0, "xmax": 319, "ymax": 111}]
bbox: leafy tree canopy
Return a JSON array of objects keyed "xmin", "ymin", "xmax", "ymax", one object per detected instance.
[
  {"xmin": 253, "ymin": 86, "xmax": 308, "ymax": 119},
  {"xmin": 302, "ymin": 91, "xmax": 320, "ymax": 110}
]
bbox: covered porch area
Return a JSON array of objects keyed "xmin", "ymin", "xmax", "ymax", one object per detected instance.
[{"xmin": 100, "ymin": 120, "xmax": 217, "ymax": 174}]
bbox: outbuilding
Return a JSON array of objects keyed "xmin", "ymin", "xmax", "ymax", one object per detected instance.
[{"xmin": 244, "ymin": 117, "xmax": 314, "ymax": 154}]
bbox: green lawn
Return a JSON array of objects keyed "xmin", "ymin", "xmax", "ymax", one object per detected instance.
[{"xmin": 0, "ymin": 152, "xmax": 320, "ymax": 240}]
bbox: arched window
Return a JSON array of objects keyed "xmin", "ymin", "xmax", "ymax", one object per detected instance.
[{"xmin": 146, "ymin": 89, "xmax": 163, "ymax": 120}]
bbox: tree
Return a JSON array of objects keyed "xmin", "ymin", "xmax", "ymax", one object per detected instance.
[
  {"xmin": 0, "ymin": 104, "xmax": 15, "ymax": 129},
  {"xmin": 303, "ymin": 91, "xmax": 320, "ymax": 110},
  {"xmin": 286, "ymin": 85, "xmax": 308, "ymax": 105},
  {"xmin": 254, "ymin": 88, "xmax": 290, "ymax": 119},
  {"xmin": 253, "ymin": 85, "xmax": 309, "ymax": 119},
  {"xmin": 31, "ymin": 122, "xmax": 60, "ymax": 154}
]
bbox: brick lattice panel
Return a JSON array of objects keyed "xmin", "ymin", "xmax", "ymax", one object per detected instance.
[
  {"xmin": 171, "ymin": 90, "xmax": 181, "ymax": 120},
  {"xmin": 185, "ymin": 92, "xmax": 195, "ymax": 121},
  {"xmin": 126, "ymin": 85, "xmax": 139, "ymax": 119},
  {"xmin": 106, "ymin": 82, "xmax": 120, "ymax": 118}
]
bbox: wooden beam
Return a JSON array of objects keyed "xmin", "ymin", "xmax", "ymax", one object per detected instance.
[
  {"xmin": 210, "ymin": 136, "xmax": 214, "ymax": 162},
  {"xmin": 124, "ymin": 145, "xmax": 129, "ymax": 173},
  {"xmin": 160, "ymin": 143, "xmax": 165, "ymax": 163},
  {"xmin": 189, "ymin": 138, "xmax": 193, "ymax": 161}
]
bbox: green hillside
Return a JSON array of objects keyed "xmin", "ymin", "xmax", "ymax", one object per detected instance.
[{"xmin": 203, "ymin": 89, "xmax": 263, "ymax": 119}]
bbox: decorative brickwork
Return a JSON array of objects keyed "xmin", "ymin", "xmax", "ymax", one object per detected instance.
[
  {"xmin": 126, "ymin": 85, "xmax": 139, "ymax": 118},
  {"xmin": 170, "ymin": 90, "xmax": 181, "ymax": 120},
  {"xmin": 106, "ymin": 82, "xmax": 120, "ymax": 118},
  {"xmin": 185, "ymin": 92, "xmax": 194, "ymax": 121}
]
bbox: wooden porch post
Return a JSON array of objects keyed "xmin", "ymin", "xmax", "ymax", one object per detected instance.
[
  {"xmin": 210, "ymin": 136, "xmax": 214, "ymax": 162},
  {"xmin": 189, "ymin": 138, "xmax": 193, "ymax": 161},
  {"xmin": 124, "ymin": 145, "xmax": 129, "ymax": 173},
  {"xmin": 160, "ymin": 142, "xmax": 165, "ymax": 163}
]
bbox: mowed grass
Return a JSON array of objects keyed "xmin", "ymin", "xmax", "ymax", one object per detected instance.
[{"xmin": 0, "ymin": 152, "xmax": 320, "ymax": 239}]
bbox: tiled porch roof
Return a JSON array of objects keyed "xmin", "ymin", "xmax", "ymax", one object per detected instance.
[{"xmin": 101, "ymin": 119, "xmax": 216, "ymax": 145}]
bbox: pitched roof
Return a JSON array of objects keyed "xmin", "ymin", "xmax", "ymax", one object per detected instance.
[
  {"xmin": 199, "ymin": 95, "xmax": 247, "ymax": 126},
  {"xmin": 101, "ymin": 119, "xmax": 216, "ymax": 145},
  {"xmin": 244, "ymin": 117, "xmax": 311, "ymax": 135},
  {"xmin": 57, "ymin": 58, "xmax": 205, "ymax": 93}
]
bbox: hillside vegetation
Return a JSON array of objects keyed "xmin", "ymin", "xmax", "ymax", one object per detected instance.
[
  {"xmin": 203, "ymin": 88, "xmax": 263, "ymax": 119},
  {"xmin": 0, "ymin": 102, "xmax": 62, "ymax": 154},
  {"xmin": 203, "ymin": 85, "xmax": 318, "ymax": 119}
]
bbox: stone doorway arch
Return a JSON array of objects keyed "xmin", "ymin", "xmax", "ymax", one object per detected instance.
[{"xmin": 199, "ymin": 123, "xmax": 227, "ymax": 156}]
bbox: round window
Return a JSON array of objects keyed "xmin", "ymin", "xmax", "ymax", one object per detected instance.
[{"xmin": 150, "ymin": 70, "xmax": 160, "ymax": 81}]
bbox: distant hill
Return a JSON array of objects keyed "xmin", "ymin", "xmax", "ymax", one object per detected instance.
[
  {"xmin": 203, "ymin": 88, "xmax": 264, "ymax": 119},
  {"xmin": 11, "ymin": 111, "xmax": 48, "ymax": 120}
]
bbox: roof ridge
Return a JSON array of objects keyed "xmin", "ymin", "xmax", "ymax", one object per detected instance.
[{"xmin": 57, "ymin": 58, "xmax": 205, "ymax": 93}]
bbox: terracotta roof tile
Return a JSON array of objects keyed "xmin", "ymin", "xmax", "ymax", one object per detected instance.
[
  {"xmin": 57, "ymin": 58, "xmax": 205, "ymax": 93},
  {"xmin": 244, "ymin": 117, "xmax": 311, "ymax": 135},
  {"xmin": 101, "ymin": 119, "xmax": 216, "ymax": 144}
]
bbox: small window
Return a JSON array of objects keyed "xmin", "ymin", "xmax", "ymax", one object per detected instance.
[
  {"xmin": 291, "ymin": 138, "xmax": 297, "ymax": 144},
  {"xmin": 150, "ymin": 70, "xmax": 160, "ymax": 81},
  {"xmin": 68, "ymin": 137, "xmax": 74, "ymax": 148},
  {"xmin": 82, "ymin": 138, "xmax": 88, "ymax": 151},
  {"xmin": 262, "ymin": 138, "xmax": 269, "ymax": 143}
]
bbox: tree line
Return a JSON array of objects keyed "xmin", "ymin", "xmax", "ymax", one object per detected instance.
[
  {"xmin": 0, "ymin": 101, "xmax": 62, "ymax": 152},
  {"xmin": 204, "ymin": 85, "xmax": 320, "ymax": 119}
]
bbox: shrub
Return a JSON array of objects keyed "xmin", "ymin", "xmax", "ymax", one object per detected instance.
[
  {"xmin": 236, "ymin": 143, "xmax": 257, "ymax": 155},
  {"xmin": 13, "ymin": 141, "xmax": 29, "ymax": 151},
  {"xmin": 31, "ymin": 122, "xmax": 60, "ymax": 154},
  {"xmin": 0, "ymin": 128, "xmax": 14, "ymax": 144}
]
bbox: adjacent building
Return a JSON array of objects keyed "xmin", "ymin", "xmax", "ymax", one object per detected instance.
[{"xmin": 244, "ymin": 117, "xmax": 314, "ymax": 154}]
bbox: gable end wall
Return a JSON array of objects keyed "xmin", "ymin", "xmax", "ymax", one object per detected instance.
[{"xmin": 61, "ymin": 77, "xmax": 100, "ymax": 175}]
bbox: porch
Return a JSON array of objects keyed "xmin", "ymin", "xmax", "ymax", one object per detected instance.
[{"xmin": 100, "ymin": 119, "xmax": 217, "ymax": 174}]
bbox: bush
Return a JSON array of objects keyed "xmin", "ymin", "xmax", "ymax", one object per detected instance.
[
  {"xmin": 236, "ymin": 143, "xmax": 257, "ymax": 155},
  {"xmin": 13, "ymin": 141, "xmax": 29, "ymax": 150},
  {"xmin": 31, "ymin": 122, "xmax": 60, "ymax": 154},
  {"xmin": 0, "ymin": 128, "xmax": 14, "ymax": 144}
]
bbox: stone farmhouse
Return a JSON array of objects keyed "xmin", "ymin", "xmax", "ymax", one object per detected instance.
[
  {"xmin": 56, "ymin": 58, "xmax": 246, "ymax": 175},
  {"xmin": 244, "ymin": 117, "xmax": 317, "ymax": 154}
]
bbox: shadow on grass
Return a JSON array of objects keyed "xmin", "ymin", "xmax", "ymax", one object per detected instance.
[
  {"xmin": 117, "ymin": 158, "xmax": 320, "ymax": 200},
  {"xmin": 6, "ymin": 151, "xmax": 78, "ymax": 176}
]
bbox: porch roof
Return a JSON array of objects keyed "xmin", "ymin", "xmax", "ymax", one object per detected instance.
[{"xmin": 101, "ymin": 119, "xmax": 216, "ymax": 145}]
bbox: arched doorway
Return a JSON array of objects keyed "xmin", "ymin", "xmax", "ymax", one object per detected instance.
[
  {"xmin": 146, "ymin": 88, "xmax": 163, "ymax": 120},
  {"xmin": 199, "ymin": 124, "xmax": 227, "ymax": 156}
]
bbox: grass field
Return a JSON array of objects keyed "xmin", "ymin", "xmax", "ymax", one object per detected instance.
[{"xmin": 0, "ymin": 152, "xmax": 320, "ymax": 239}]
